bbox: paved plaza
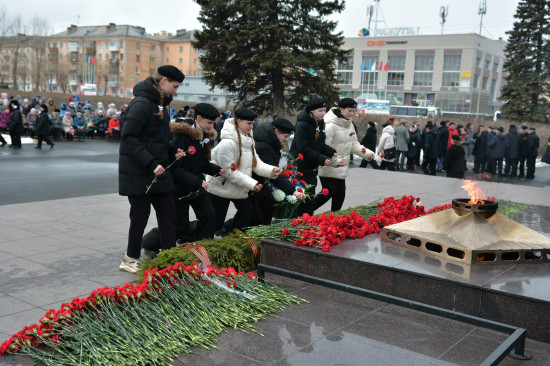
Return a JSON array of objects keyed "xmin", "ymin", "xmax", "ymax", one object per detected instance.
[{"xmin": 1, "ymin": 139, "xmax": 550, "ymax": 365}]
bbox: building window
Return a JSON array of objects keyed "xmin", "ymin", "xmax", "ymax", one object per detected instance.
[
  {"xmin": 59, "ymin": 53, "xmax": 63, "ymax": 59},
  {"xmin": 120, "ymin": 66, "xmax": 123, "ymax": 72},
  {"xmin": 179, "ymin": 58, "xmax": 183, "ymax": 64},
  {"xmin": 120, "ymin": 54, "xmax": 124, "ymax": 60},
  {"xmin": 119, "ymin": 41, "xmax": 124, "ymax": 48},
  {"xmin": 120, "ymin": 77, "xmax": 123, "ymax": 83},
  {"xmin": 98, "ymin": 53, "xmax": 102, "ymax": 60},
  {"xmin": 194, "ymin": 58, "xmax": 198, "ymax": 65},
  {"xmin": 442, "ymin": 54, "xmax": 461, "ymax": 87},
  {"xmin": 484, "ymin": 60, "xmax": 491, "ymax": 69},
  {"xmin": 105, "ymin": 53, "xmax": 109, "ymax": 59},
  {"xmin": 179, "ymin": 46, "xmax": 183, "ymax": 52},
  {"xmin": 150, "ymin": 57, "xmax": 156, "ymax": 63},
  {"xmin": 473, "ymin": 74, "xmax": 480, "ymax": 88},
  {"xmin": 413, "ymin": 55, "xmax": 434, "ymax": 86},
  {"xmin": 60, "ymin": 43, "xmax": 63, "ymax": 48},
  {"xmin": 493, "ymin": 62, "xmax": 499, "ymax": 72},
  {"xmin": 475, "ymin": 57, "xmax": 481, "ymax": 68},
  {"xmin": 482, "ymin": 76, "xmax": 489, "ymax": 89},
  {"xmin": 336, "ymin": 53, "xmax": 353, "ymax": 85},
  {"xmin": 151, "ymin": 45, "xmax": 156, "ymax": 51},
  {"xmin": 193, "ymin": 71, "xmax": 197, "ymax": 76},
  {"xmin": 136, "ymin": 66, "xmax": 140, "ymax": 74},
  {"xmin": 136, "ymin": 55, "xmax": 140, "ymax": 62},
  {"xmin": 360, "ymin": 55, "xmax": 379, "ymax": 86},
  {"xmin": 98, "ymin": 42, "xmax": 102, "ymax": 48},
  {"xmin": 387, "ymin": 55, "xmax": 405, "ymax": 86},
  {"xmin": 98, "ymin": 65, "xmax": 102, "ymax": 72},
  {"xmin": 165, "ymin": 46, "xmax": 169, "ymax": 52},
  {"xmin": 165, "ymin": 58, "xmax": 169, "ymax": 63}
]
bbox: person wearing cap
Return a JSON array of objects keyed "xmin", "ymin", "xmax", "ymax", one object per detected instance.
[
  {"xmin": 166, "ymin": 103, "xmax": 225, "ymax": 244},
  {"xmin": 517, "ymin": 126, "xmax": 529, "ymax": 178},
  {"xmin": 443, "ymin": 134, "xmax": 465, "ymax": 179},
  {"xmin": 250, "ymin": 117, "xmax": 306, "ymax": 225},
  {"xmin": 504, "ymin": 124, "xmax": 520, "ymax": 178},
  {"xmin": 526, "ymin": 126, "xmax": 539, "ymax": 179},
  {"xmin": 289, "ymin": 97, "xmax": 338, "ymax": 216},
  {"xmin": 8, "ymin": 99, "xmax": 23, "ymax": 148},
  {"xmin": 487, "ymin": 126, "xmax": 508, "ymax": 176},
  {"xmin": 311, "ymin": 98, "xmax": 374, "ymax": 212},
  {"xmin": 422, "ymin": 121, "xmax": 439, "ymax": 175},
  {"xmin": 359, "ymin": 121, "xmax": 380, "ymax": 169},
  {"xmin": 118, "ymin": 65, "xmax": 186, "ymax": 273},
  {"xmin": 34, "ymin": 104, "xmax": 54, "ymax": 150},
  {"xmin": 207, "ymin": 107, "xmax": 282, "ymax": 235}
]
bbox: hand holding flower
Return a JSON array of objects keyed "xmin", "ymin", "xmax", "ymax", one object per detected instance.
[
  {"xmin": 324, "ymin": 159, "xmax": 332, "ymax": 166},
  {"xmin": 175, "ymin": 148, "xmax": 186, "ymax": 159},
  {"xmin": 201, "ymin": 180, "xmax": 209, "ymax": 190},
  {"xmin": 153, "ymin": 165, "xmax": 165, "ymax": 176},
  {"xmin": 272, "ymin": 167, "xmax": 282, "ymax": 176},
  {"xmin": 337, "ymin": 161, "xmax": 346, "ymax": 167},
  {"xmin": 253, "ymin": 183, "xmax": 263, "ymax": 192},
  {"xmin": 294, "ymin": 191, "xmax": 306, "ymax": 200},
  {"xmin": 219, "ymin": 168, "xmax": 226, "ymax": 176}
]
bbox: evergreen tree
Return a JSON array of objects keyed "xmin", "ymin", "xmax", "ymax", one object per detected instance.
[
  {"xmin": 193, "ymin": 0, "xmax": 347, "ymax": 117},
  {"xmin": 500, "ymin": 0, "xmax": 550, "ymax": 122}
]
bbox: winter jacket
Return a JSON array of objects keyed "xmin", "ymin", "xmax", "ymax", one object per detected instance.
[
  {"xmin": 170, "ymin": 122, "xmax": 221, "ymax": 200},
  {"xmin": 109, "ymin": 118, "xmax": 120, "ymax": 133},
  {"xmin": 62, "ymin": 115, "xmax": 74, "ymax": 133},
  {"xmin": 34, "ymin": 112, "xmax": 51, "ymax": 136},
  {"xmin": 94, "ymin": 115, "xmax": 107, "ymax": 132},
  {"xmin": 376, "ymin": 125, "xmax": 395, "ymax": 162},
  {"xmin": 50, "ymin": 114, "xmax": 62, "ymax": 129},
  {"xmin": 360, "ymin": 126, "xmax": 378, "ymax": 152},
  {"xmin": 423, "ymin": 129, "xmax": 439, "ymax": 160},
  {"xmin": 526, "ymin": 133, "xmax": 540, "ymax": 158},
  {"xmin": 518, "ymin": 132, "xmax": 529, "ymax": 159},
  {"xmin": 253, "ymin": 121, "xmax": 296, "ymax": 196},
  {"xmin": 207, "ymin": 118, "xmax": 275, "ymax": 199},
  {"xmin": 473, "ymin": 131, "xmax": 488, "ymax": 158},
  {"xmin": 541, "ymin": 137, "xmax": 550, "ymax": 164},
  {"xmin": 318, "ymin": 108, "xmax": 374, "ymax": 179},
  {"xmin": 289, "ymin": 108, "xmax": 336, "ymax": 179},
  {"xmin": 443, "ymin": 145, "xmax": 465, "ymax": 179},
  {"xmin": 407, "ymin": 128, "xmax": 421, "ymax": 158},
  {"xmin": 118, "ymin": 77, "xmax": 177, "ymax": 196},
  {"xmin": 394, "ymin": 124, "xmax": 409, "ymax": 151},
  {"xmin": 488, "ymin": 133, "xmax": 508, "ymax": 159},
  {"xmin": 26, "ymin": 113, "xmax": 37, "ymax": 130},
  {"xmin": 8, "ymin": 109, "xmax": 23, "ymax": 134},
  {"xmin": 447, "ymin": 128, "xmax": 459, "ymax": 149},
  {"xmin": 506, "ymin": 126, "xmax": 520, "ymax": 159},
  {"xmin": 74, "ymin": 117, "xmax": 86, "ymax": 131},
  {"xmin": 461, "ymin": 133, "xmax": 474, "ymax": 158},
  {"xmin": 438, "ymin": 126, "xmax": 449, "ymax": 154}
]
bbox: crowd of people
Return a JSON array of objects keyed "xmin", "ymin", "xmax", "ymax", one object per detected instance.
[{"xmin": 359, "ymin": 116, "xmax": 543, "ymax": 181}]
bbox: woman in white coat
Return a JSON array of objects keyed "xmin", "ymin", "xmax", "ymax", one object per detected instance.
[
  {"xmin": 207, "ymin": 108, "xmax": 281, "ymax": 235},
  {"xmin": 311, "ymin": 98, "xmax": 374, "ymax": 212},
  {"xmin": 376, "ymin": 123, "xmax": 396, "ymax": 171}
]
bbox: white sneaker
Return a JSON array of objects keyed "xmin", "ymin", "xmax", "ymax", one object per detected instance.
[{"xmin": 119, "ymin": 253, "xmax": 140, "ymax": 274}]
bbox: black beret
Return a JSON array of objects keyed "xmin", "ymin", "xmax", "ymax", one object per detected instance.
[
  {"xmin": 368, "ymin": 121, "xmax": 376, "ymax": 127},
  {"xmin": 440, "ymin": 121, "xmax": 446, "ymax": 126},
  {"xmin": 194, "ymin": 103, "xmax": 219, "ymax": 121},
  {"xmin": 272, "ymin": 118, "xmax": 295, "ymax": 134},
  {"xmin": 306, "ymin": 97, "xmax": 327, "ymax": 112},
  {"xmin": 529, "ymin": 126, "xmax": 536, "ymax": 131},
  {"xmin": 10, "ymin": 99, "xmax": 19, "ymax": 107},
  {"xmin": 498, "ymin": 126, "xmax": 504, "ymax": 133},
  {"xmin": 157, "ymin": 65, "xmax": 185, "ymax": 83},
  {"xmin": 338, "ymin": 97, "xmax": 357, "ymax": 109},
  {"xmin": 40, "ymin": 104, "xmax": 48, "ymax": 112},
  {"xmin": 452, "ymin": 135, "xmax": 462, "ymax": 141},
  {"xmin": 521, "ymin": 125, "xmax": 528, "ymax": 130},
  {"xmin": 426, "ymin": 121, "xmax": 434, "ymax": 128},
  {"xmin": 234, "ymin": 108, "xmax": 258, "ymax": 121}
]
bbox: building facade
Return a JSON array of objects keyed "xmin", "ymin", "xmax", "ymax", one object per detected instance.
[
  {"xmin": 0, "ymin": 35, "xmax": 47, "ymax": 91},
  {"xmin": 337, "ymin": 33, "xmax": 507, "ymax": 116}
]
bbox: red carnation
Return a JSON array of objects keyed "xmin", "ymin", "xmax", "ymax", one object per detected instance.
[
  {"xmin": 362, "ymin": 147, "xmax": 367, "ymax": 154},
  {"xmin": 298, "ymin": 153, "xmax": 304, "ymax": 160},
  {"xmin": 187, "ymin": 146, "xmax": 197, "ymax": 155},
  {"xmin": 322, "ymin": 188, "xmax": 329, "ymax": 196},
  {"xmin": 230, "ymin": 163, "xmax": 237, "ymax": 171},
  {"xmin": 300, "ymin": 180, "xmax": 307, "ymax": 186},
  {"xmin": 292, "ymin": 178, "xmax": 298, "ymax": 184},
  {"xmin": 298, "ymin": 188, "xmax": 303, "ymax": 193},
  {"xmin": 282, "ymin": 228, "xmax": 290, "ymax": 236},
  {"xmin": 350, "ymin": 132, "xmax": 355, "ymax": 136},
  {"xmin": 287, "ymin": 164, "xmax": 294, "ymax": 169},
  {"xmin": 297, "ymin": 172, "xmax": 303, "ymax": 177}
]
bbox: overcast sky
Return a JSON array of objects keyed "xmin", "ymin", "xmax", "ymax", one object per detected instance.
[{"xmin": 12, "ymin": 0, "xmax": 519, "ymax": 40}]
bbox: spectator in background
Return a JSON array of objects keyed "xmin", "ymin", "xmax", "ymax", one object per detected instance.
[
  {"xmin": 360, "ymin": 121, "xmax": 379, "ymax": 169},
  {"xmin": 473, "ymin": 126, "xmax": 488, "ymax": 174},
  {"xmin": 0, "ymin": 107, "xmax": 11, "ymax": 131},
  {"xmin": 422, "ymin": 121, "xmax": 439, "ymax": 175},
  {"xmin": 488, "ymin": 126, "xmax": 508, "ymax": 176},
  {"xmin": 446, "ymin": 122, "xmax": 459, "ymax": 149},
  {"xmin": 443, "ymin": 135, "xmax": 465, "ymax": 179},
  {"xmin": 50, "ymin": 109, "xmax": 62, "ymax": 141},
  {"xmin": 67, "ymin": 102, "xmax": 77, "ymax": 119},
  {"xmin": 21, "ymin": 98, "xmax": 31, "ymax": 117},
  {"xmin": 376, "ymin": 122, "xmax": 396, "ymax": 171},
  {"xmin": 526, "ymin": 127, "xmax": 540, "ymax": 179},
  {"xmin": 26, "ymin": 108, "xmax": 38, "ymax": 137},
  {"xmin": 414, "ymin": 121, "xmax": 422, "ymax": 168},
  {"xmin": 62, "ymin": 111, "xmax": 74, "ymax": 141},
  {"xmin": 47, "ymin": 98, "xmax": 57, "ymax": 112},
  {"xmin": 86, "ymin": 111, "xmax": 95, "ymax": 139},
  {"xmin": 406, "ymin": 123, "xmax": 420, "ymax": 171},
  {"xmin": 94, "ymin": 109, "xmax": 107, "ymax": 138},
  {"xmin": 437, "ymin": 121, "xmax": 449, "ymax": 171},
  {"xmin": 34, "ymin": 104, "xmax": 54, "ymax": 150},
  {"xmin": 517, "ymin": 126, "xmax": 529, "ymax": 178},
  {"xmin": 504, "ymin": 124, "xmax": 520, "ymax": 178},
  {"xmin": 458, "ymin": 124, "xmax": 473, "ymax": 171},
  {"xmin": 74, "ymin": 111, "xmax": 87, "ymax": 142},
  {"xmin": 394, "ymin": 119, "xmax": 409, "ymax": 171},
  {"xmin": 109, "ymin": 112, "xmax": 121, "ymax": 143},
  {"xmin": 170, "ymin": 108, "xmax": 177, "ymax": 119},
  {"xmin": 59, "ymin": 102, "xmax": 68, "ymax": 117}
]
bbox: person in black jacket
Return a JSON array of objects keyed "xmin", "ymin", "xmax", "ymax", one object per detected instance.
[
  {"xmin": 472, "ymin": 125, "xmax": 488, "ymax": 174},
  {"xmin": 359, "ymin": 121, "xmax": 379, "ymax": 169},
  {"xmin": 289, "ymin": 97, "xmax": 337, "ymax": 216},
  {"xmin": 406, "ymin": 124, "xmax": 421, "ymax": 171},
  {"xmin": 34, "ymin": 104, "xmax": 55, "ymax": 150},
  {"xmin": 118, "ymin": 65, "xmax": 186, "ymax": 273},
  {"xmin": 251, "ymin": 118, "xmax": 306, "ymax": 225},
  {"xmin": 170, "ymin": 103, "xmax": 224, "ymax": 242},
  {"xmin": 422, "ymin": 121, "xmax": 439, "ymax": 175},
  {"xmin": 504, "ymin": 124, "xmax": 520, "ymax": 177},
  {"xmin": 8, "ymin": 99, "xmax": 23, "ymax": 149},
  {"xmin": 443, "ymin": 135, "xmax": 465, "ymax": 179},
  {"xmin": 526, "ymin": 127, "xmax": 540, "ymax": 179},
  {"xmin": 437, "ymin": 121, "xmax": 449, "ymax": 171},
  {"xmin": 517, "ymin": 126, "xmax": 529, "ymax": 178}
]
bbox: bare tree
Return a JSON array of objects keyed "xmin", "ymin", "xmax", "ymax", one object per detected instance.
[{"xmin": 28, "ymin": 16, "xmax": 51, "ymax": 91}]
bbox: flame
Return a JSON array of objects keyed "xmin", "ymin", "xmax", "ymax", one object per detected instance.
[{"xmin": 461, "ymin": 180, "xmax": 485, "ymax": 204}]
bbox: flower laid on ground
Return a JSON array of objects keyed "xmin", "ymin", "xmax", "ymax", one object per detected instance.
[
  {"xmin": 0, "ymin": 263, "xmax": 303, "ymax": 365},
  {"xmin": 270, "ymin": 155, "xmax": 313, "ymax": 219},
  {"xmin": 145, "ymin": 147, "xmax": 196, "ymax": 194}
]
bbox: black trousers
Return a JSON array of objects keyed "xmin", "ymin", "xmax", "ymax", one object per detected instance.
[
  {"xmin": 209, "ymin": 193, "xmax": 253, "ymax": 232},
  {"xmin": 37, "ymin": 134, "xmax": 53, "ymax": 148},
  {"xmin": 176, "ymin": 191, "xmax": 217, "ymax": 241},
  {"xmin": 251, "ymin": 190, "xmax": 277, "ymax": 226},
  {"xmin": 359, "ymin": 159, "xmax": 379, "ymax": 169},
  {"xmin": 9, "ymin": 132, "xmax": 21, "ymax": 147},
  {"xmin": 311, "ymin": 177, "xmax": 346, "ymax": 213},
  {"xmin": 473, "ymin": 155, "xmax": 487, "ymax": 173},
  {"xmin": 126, "ymin": 192, "xmax": 176, "ymax": 259},
  {"xmin": 504, "ymin": 158, "xmax": 517, "ymax": 177},
  {"xmin": 296, "ymin": 174, "xmax": 318, "ymax": 216},
  {"xmin": 526, "ymin": 157, "xmax": 536, "ymax": 178},
  {"xmin": 518, "ymin": 158, "xmax": 526, "ymax": 176},
  {"xmin": 422, "ymin": 158, "xmax": 437, "ymax": 175},
  {"xmin": 379, "ymin": 160, "xmax": 395, "ymax": 171},
  {"xmin": 0, "ymin": 133, "xmax": 6, "ymax": 145}
]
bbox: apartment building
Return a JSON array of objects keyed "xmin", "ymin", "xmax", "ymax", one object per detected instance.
[
  {"xmin": 0, "ymin": 35, "xmax": 47, "ymax": 91},
  {"xmin": 160, "ymin": 29, "xmax": 201, "ymax": 77}
]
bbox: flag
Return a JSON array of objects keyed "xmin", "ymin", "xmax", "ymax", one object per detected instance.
[
  {"xmin": 379, "ymin": 61, "xmax": 383, "ymax": 71},
  {"xmin": 384, "ymin": 62, "xmax": 389, "ymax": 71},
  {"xmin": 91, "ymin": 57, "xmax": 95, "ymax": 64},
  {"xmin": 361, "ymin": 61, "xmax": 364, "ymax": 70},
  {"xmin": 366, "ymin": 61, "xmax": 371, "ymax": 71}
]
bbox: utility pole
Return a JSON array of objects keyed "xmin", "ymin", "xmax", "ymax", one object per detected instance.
[
  {"xmin": 478, "ymin": 0, "xmax": 487, "ymax": 35},
  {"xmin": 440, "ymin": 6, "xmax": 448, "ymax": 35}
]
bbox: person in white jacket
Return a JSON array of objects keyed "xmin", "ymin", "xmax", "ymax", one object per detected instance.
[
  {"xmin": 376, "ymin": 123, "xmax": 396, "ymax": 171},
  {"xmin": 207, "ymin": 108, "xmax": 281, "ymax": 235},
  {"xmin": 311, "ymin": 98, "xmax": 375, "ymax": 212}
]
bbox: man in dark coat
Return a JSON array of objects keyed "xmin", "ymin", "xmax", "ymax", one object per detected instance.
[
  {"xmin": 437, "ymin": 121, "xmax": 449, "ymax": 171},
  {"xmin": 34, "ymin": 104, "xmax": 55, "ymax": 149},
  {"xmin": 443, "ymin": 135, "xmax": 465, "ymax": 179},
  {"xmin": 488, "ymin": 127, "xmax": 508, "ymax": 176},
  {"xmin": 517, "ymin": 126, "xmax": 529, "ymax": 178},
  {"xmin": 406, "ymin": 124, "xmax": 421, "ymax": 171},
  {"xmin": 8, "ymin": 99, "xmax": 23, "ymax": 149},
  {"xmin": 472, "ymin": 126, "xmax": 488, "ymax": 173},
  {"xmin": 504, "ymin": 124, "xmax": 520, "ymax": 177},
  {"xmin": 359, "ymin": 121, "xmax": 379, "ymax": 169},
  {"xmin": 118, "ymin": 65, "xmax": 185, "ymax": 273},
  {"xmin": 422, "ymin": 121, "xmax": 439, "ymax": 175},
  {"xmin": 526, "ymin": 127, "xmax": 540, "ymax": 179}
]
